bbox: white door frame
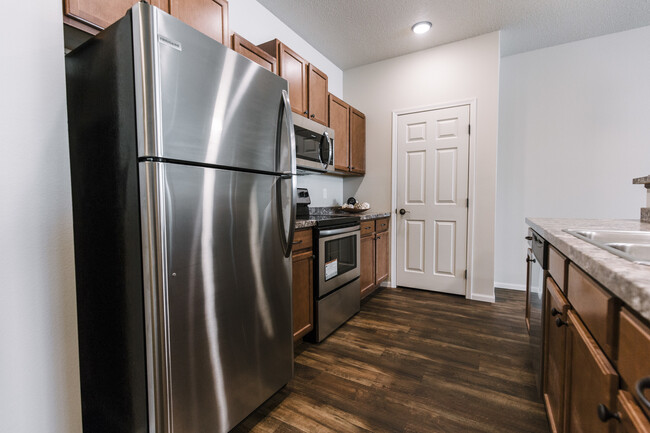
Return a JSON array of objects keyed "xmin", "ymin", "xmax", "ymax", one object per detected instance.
[{"xmin": 390, "ymin": 99, "xmax": 477, "ymax": 300}]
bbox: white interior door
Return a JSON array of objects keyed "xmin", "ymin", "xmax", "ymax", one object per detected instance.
[{"xmin": 396, "ymin": 105, "xmax": 470, "ymax": 295}]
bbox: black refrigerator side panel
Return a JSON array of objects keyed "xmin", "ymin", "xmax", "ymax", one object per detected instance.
[{"xmin": 65, "ymin": 12, "xmax": 148, "ymax": 433}]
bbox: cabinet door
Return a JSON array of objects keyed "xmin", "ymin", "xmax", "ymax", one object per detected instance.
[
  {"xmin": 544, "ymin": 277, "xmax": 570, "ymax": 433},
  {"xmin": 278, "ymin": 44, "xmax": 308, "ymax": 118},
  {"xmin": 360, "ymin": 234, "xmax": 375, "ymax": 299},
  {"xmin": 375, "ymin": 230, "xmax": 390, "ymax": 286},
  {"xmin": 170, "ymin": 0, "xmax": 229, "ymax": 47},
  {"xmin": 308, "ymin": 65, "xmax": 328, "ymax": 126},
  {"xmin": 64, "ymin": 0, "xmax": 169, "ymax": 33},
  {"xmin": 616, "ymin": 390, "xmax": 650, "ymax": 433},
  {"xmin": 565, "ymin": 310, "xmax": 619, "ymax": 433},
  {"xmin": 349, "ymin": 107, "xmax": 366, "ymax": 174},
  {"xmin": 329, "ymin": 94, "xmax": 350, "ymax": 171},
  {"xmin": 231, "ymin": 33, "xmax": 276, "ymax": 73},
  {"xmin": 292, "ymin": 250, "xmax": 313, "ymax": 341}
]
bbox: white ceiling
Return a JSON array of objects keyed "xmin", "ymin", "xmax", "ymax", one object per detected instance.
[{"xmin": 256, "ymin": 0, "xmax": 650, "ymax": 70}]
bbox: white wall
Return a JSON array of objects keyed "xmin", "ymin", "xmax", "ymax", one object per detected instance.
[
  {"xmin": 343, "ymin": 32, "xmax": 501, "ymax": 302},
  {"xmin": 229, "ymin": 0, "xmax": 344, "ymax": 205},
  {"xmin": 496, "ymin": 26, "xmax": 650, "ymax": 290},
  {"xmin": 0, "ymin": 0, "xmax": 82, "ymax": 432}
]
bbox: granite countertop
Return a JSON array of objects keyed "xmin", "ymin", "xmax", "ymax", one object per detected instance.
[
  {"xmin": 294, "ymin": 209, "xmax": 392, "ymax": 230},
  {"xmin": 526, "ymin": 218, "xmax": 650, "ymax": 321}
]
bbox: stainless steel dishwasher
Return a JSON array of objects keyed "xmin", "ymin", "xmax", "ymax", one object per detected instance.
[{"xmin": 525, "ymin": 228, "xmax": 547, "ymax": 396}]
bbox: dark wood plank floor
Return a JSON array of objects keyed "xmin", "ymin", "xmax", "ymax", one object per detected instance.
[{"xmin": 233, "ymin": 287, "xmax": 550, "ymax": 433}]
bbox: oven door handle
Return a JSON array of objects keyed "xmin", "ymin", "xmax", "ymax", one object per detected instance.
[{"xmin": 319, "ymin": 225, "xmax": 360, "ymax": 237}]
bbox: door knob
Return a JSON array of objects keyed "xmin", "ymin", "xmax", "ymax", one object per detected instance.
[{"xmin": 399, "ymin": 209, "xmax": 410, "ymax": 215}]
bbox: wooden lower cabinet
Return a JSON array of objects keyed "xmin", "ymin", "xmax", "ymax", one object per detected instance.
[
  {"xmin": 291, "ymin": 231, "xmax": 313, "ymax": 341},
  {"xmin": 359, "ymin": 234, "xmax": 375, "ymax": 298},
  {"xmin": 616, "ymin": 390, "xmax": 650, "ymax": 433},
  {"xmin": 544, "ymin": 277, "xmax": 569, "ymax": 433},
  {"xmin": 375, "ymin": 230, "xmax": 389, "ymax": 285},
  {"xmin": 565, "ymin": 309, "xmax": 619, "ymax": 433},
  {"xmin": 360, "ymin": 218, "xmax": 390, "ymax": 299}
]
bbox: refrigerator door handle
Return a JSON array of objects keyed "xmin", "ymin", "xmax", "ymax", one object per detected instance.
[{"xmin": 278, "ymin": 90, "xmax": 297, "ymax": 257}]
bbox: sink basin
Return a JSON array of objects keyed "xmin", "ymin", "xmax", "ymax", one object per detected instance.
[
  {"xmin": 567, "ymin": 229, "xmax": 650, "ymax": 244},
  {"xmin": 564, "ymin": 229, "xmax": 650, "ymax": 265},
  {"xmin": 607, "ymin": 243, "xmax": 650, "ymax": 261}
]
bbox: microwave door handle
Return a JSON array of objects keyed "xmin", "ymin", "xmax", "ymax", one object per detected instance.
[
  {"xmin": 277, "ymin": 90, "xmax": 297, "ymax": 257},
  {"xmin": 323, "ymin": 131, "xmax": 332, "ymax": 170}
]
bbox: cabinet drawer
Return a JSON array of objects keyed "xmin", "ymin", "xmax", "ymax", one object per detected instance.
[
  {"xmin": 618, "ymin": 308, "xmax": 650, "ymax": 419},
  {"xmin": 376, "ymin": 218, "xmax": 389, "ymax": 233},
  {"xmin": 566, "ymin": 310, "xmax": 619, "ymax": 433},
  {"xmin": 567, "ymin": 263, "xmax": 619, "ymax": 359},
  {"xmin": 548, "ymin": 245, "xmax": 567, "ymax": 292},
  {"xmin": 292, "ymin": 229, "xmax": 313, "ymax": 252},
  {"xmin": 617, "ymin": 390, "xmax": 650, "ymax": 433},
  {"xmin": 360, "ymin": 220, "xmax": 375, "ymax": 237}
]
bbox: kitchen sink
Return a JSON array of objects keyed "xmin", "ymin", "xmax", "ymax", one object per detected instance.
[{"xmin": 564, "ymin": 229, "xmax": 650, "ymax": 265}]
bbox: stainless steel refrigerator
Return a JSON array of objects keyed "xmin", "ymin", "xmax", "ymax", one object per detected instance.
[{"xmin": 65, "ymin": 3, "xmax": 297, "ymax": 432}]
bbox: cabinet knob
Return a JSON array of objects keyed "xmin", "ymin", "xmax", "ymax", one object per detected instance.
[
  {"xmin": 555, "ymin": 317, "xmax": 568, "ymax": 327},
  {"xmin": 636, "ymin": 377, "xmax": 650, "ymax": 410},
  {"xmin": 526, "ymin": 257, "xmax": 536, "ymax": 263},
  {"xmin": 310, "ymin": 114, "xmax": 315, "ymax": 118},
  {"xmin": 597, "ymin": 404, "xmax": 620, "ymax": 423},
  {"xmin": 551, "ymin": 307, "xmax": 561, "ymax": 317},
  {"xmin": 525, "ymin": 235, "xmax": 533, "ymax": 240},
  {"xmin": 303, "ymin": 111, "xmax": 308, "ymax": 115}
]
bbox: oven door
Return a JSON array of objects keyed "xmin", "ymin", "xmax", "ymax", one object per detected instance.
[{"xmin": 318, "ymin": 226, "xmax": 360, "ymax": 298}]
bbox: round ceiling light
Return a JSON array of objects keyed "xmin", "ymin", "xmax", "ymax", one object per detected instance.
[{"xmin": 412, "ymin": 21, "xmax": 432, "ymax": 34}]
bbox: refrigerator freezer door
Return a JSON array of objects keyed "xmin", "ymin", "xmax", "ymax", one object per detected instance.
[
  {"xmin": 134, "ymin": 6, "xmax": 291, "ymax": 174},
  {"xmin": 139, "ymin": 161, "xmax": 293, "ymax": 433}
]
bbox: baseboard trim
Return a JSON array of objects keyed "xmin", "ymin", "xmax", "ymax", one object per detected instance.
[
  {"xmin": 470, "ymin": 293, "xmax": 495, "ymax": 303},
  {"xmin": 494, "ymin": 282, "xmax": 526, "ymax": 291}
]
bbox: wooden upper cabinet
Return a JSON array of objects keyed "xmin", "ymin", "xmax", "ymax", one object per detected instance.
[
  {"xmin": 349, "ymin": 107, "xmax": 366, "ymax": 174},
  {"xmin": 64, "ymin": 0, "xmax": 169, "ymax": 33},
  {"xmin": 258, "ymin": 40, "xmax": 308, "ymax": 117},
  {"xmin": 329, "ymin": 94, "xmax": 350, "ymax": 171},
  {"xmin": 231, "ymin": 33, "xmax": 276, "ymax": 73},
  {"xmin": 170, "ymin": 0, "xmax": 229, "ymax": 47},
  {"xmin": 308, "ymin": 65, "xmax": 328, "ymax": 125}
]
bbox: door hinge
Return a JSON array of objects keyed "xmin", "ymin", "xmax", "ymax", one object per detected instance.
[
  {"xmin": 464, "ymin": 270, "xmax": 467, "ymax": 280},
  {"xmin": 468, "ymin": 124, "xmax": 471, "ymax": 135}
]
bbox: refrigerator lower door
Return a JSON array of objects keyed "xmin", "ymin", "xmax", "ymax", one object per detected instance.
[{"xmin": 139, "ymin": 161, "xmax": 293, "ymax": 433}]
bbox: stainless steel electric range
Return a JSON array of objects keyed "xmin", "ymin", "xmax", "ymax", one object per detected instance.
[{"xmin": 296, "ymin": 189, "xmax": 361, "ymax": 342}]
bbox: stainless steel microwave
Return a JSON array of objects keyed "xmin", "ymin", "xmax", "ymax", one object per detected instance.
[{"xmin": 293, "ymin": 114, "xmax": 335, "ymax": 173}]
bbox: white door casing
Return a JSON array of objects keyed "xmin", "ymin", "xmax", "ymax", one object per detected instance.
[{"xmin": 395, "ymin": 105, "xmax": 470, "ymax": 295}]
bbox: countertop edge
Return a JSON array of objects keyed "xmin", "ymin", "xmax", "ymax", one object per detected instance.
[{"xmin": 526, "ymin": 217, "xmax": 650, "ymax": 322}]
